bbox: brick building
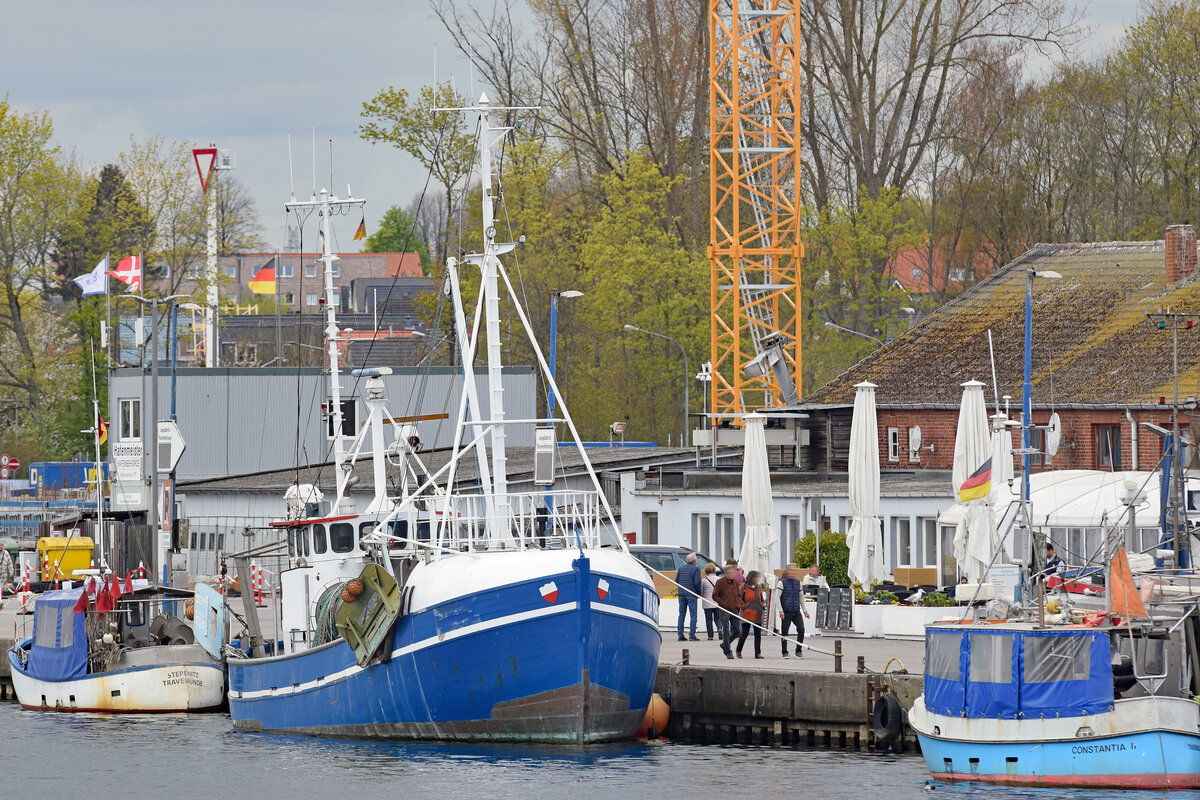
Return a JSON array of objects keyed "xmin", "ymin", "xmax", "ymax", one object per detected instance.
[
  {"xmin": 181, "ymin": 251, "xmax": 423, "ymax": 313},
  {"xmin": 798, "ymin": 227, "xmax": 1200, "ymax": 476}
]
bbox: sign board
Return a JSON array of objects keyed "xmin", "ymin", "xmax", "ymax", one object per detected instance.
[
  {"xmin": 159, "ymin": 478, "xmax": 174, "ymax": 532},
  {"xmin": 112, "ymin": 441, "xmax": 143, "ymax": 483},
  {"xmin": 157, "ymin": 420, "xmax": 187, "ymax": 473},
  {"xmin": 111, "ymin": 484, "xmax": 148, "ymax": 512},
  {"xmin": 533, "ymin": 428, "xmax": 556, "ymax": 486},
  {"xmin": 989, "ymin": 563, "xmax": 1023, "ymax": 603},
  {"xmin": 192, "ymin": 148, "xmax": 217, "ymax": 193}
]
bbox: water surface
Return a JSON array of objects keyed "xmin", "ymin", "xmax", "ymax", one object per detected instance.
[{"xmin": 0, "ymin": 703, "xmax": 1179, "ymax": 800}]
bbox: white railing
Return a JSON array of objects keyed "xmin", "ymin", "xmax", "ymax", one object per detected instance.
[{"xmin": 427, "ymin": 489, "xmax": 618, "ymax": 553}]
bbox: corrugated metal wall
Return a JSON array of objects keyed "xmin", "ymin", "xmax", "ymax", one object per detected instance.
[{"xmin": 109, "ymin": 366, "xmax": 536, "ymax": 480}]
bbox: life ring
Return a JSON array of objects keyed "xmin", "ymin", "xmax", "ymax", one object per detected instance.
[{"xmin": 872, "ymin": 693, "xmax": 903, "ymax": 746}]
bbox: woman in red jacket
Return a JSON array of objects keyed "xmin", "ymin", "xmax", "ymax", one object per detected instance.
[{"xmin": 736, "ymin": 570, "xmax": 765, "ymax": 659}]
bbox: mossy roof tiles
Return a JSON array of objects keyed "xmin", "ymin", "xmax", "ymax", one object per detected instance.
[{"xmin": 804, "ymin": 241, "xmax": 1200, "ymax": 407}]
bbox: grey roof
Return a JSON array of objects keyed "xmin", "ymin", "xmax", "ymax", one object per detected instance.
[
  {"xmin": 631, "ymin": 472, "xmax": 955, "ymax": 499},
  {"xmin": 179, "ymin": 445, "xmax": 718, "ymax": 494}
]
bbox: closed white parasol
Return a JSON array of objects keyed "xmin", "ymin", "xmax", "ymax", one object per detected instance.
[
  {"xmin": 846, "ymin": 381, "xmax": 883, "ymax": 588},
  {"xmin": 952, "ymin": 380, "xmax": 995, "ymax": 582},
  {"xmin": 738, "ymin": 413, "xmax": 777, "ymax": 582}
]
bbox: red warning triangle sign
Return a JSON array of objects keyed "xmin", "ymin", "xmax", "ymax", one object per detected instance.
[{"xmin": 193, "ymin": 148, "xmax": 217, "ymax": 193}]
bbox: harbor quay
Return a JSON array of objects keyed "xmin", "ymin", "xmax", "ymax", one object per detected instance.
[
  {"xmin": 0, "ymin": 587, "xmax": 925, "ymax": 752},
  {"xmin": 653, "ymin": 634, "xmax": 923, "ymax": 752}
]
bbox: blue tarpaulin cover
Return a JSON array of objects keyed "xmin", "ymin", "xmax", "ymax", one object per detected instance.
[
  {"xmin": 26, "ymin": 589, "xmax": 87, "ymax": 681},
  {"xmin": 924, "ymin": 627, "xmax": 1113, "ymax": 719}
]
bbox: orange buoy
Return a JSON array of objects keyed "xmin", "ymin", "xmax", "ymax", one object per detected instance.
[
  {"xmin": 347, "ymin": 578, "xmax": 364, "ymax": 598},
  {"xmin": 636, "ymin": 692, "xmax": 670, "ymax": 739}
]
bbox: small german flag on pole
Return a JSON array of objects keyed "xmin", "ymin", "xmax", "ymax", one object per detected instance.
[
  {"xmin": 353, "ymin": 217, "xmax": 366, "ymax": 241},
  {"xmin": 958, "ymin": 456, "xmax": 993, "ymax": 502}
]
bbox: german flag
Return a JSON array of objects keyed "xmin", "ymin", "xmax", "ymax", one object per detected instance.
[
  {"xmin": 249, "ymin": 265, "xmax": 276, "ymax": 295},
  {"xmin": 97, "ymin": 413, "xmax": 108, "ymax": 446},
  {"xmin": 353, "ymin": 218, "xmax": 367, "ymax": 241},
  {"xmin": 958, "ymin": 456, "xmax": 992, "ymax": 502}
]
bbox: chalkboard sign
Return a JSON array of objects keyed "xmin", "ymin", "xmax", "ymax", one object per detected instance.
[
  {"xmin": 816, "ymin": 587, "xmax": 853, "ymax": 630},
  {"xmin": 815, "ymin": 587, "xmax": 831, "ymax": 628}
]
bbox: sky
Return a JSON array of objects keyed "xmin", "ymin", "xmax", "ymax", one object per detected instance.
[{"xmin": 1, "ymin": 0, "xmax": 1143, "ymax": 254}]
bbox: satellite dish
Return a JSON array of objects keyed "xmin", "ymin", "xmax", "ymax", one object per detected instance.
[
  {"xmin": 909, "ymin": 426, "xmax": 922, "ymax": 453},
  {"xmin": 1046, "ymin": 413, "xmax": 1062, "ymax": 457}
]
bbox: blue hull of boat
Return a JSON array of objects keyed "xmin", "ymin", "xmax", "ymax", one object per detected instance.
[
  {"xmin": 228, "ymin": 565, "xmax": 660, "ymax": 741},
  {"xmin": 919, "ymin": 729, "xmax": 1200, "ymax": 789}
]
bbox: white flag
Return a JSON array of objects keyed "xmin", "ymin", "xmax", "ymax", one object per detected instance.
[{"xmin": 73, "ymin": 257, "xmax": 109, "ymax": 297}]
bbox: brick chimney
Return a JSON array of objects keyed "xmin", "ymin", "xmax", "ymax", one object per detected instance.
[{"xmin": 1165, "ymin": 224, "xmax": 1197, "ymax": 287}]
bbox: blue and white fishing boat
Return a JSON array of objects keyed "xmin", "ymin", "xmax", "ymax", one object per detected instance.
[
  {"xmin": 909, "ymin": 548, "xmax": 1200, "ymax": 789},
  {"xmin": 224, "ymin": 95, "xmax": 661, "ymax": 742}
]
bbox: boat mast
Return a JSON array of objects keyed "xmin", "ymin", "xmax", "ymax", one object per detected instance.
[
  {"xmin": 476, "ymin": 95, "xmax": 510, "ymax": 528},
  {"xmin": 286, "ymin": 188, "xmax": 365, "ymax": 510}
]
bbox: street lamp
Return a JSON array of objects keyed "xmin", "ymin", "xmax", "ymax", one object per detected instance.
[
  {"xmin": 1021, "ymin": 269, "xmax": 1060, "ymax": 588},
  {"xmin": 623, "ymin": 323, "xmax": 689, "ymax": 446},
  {"xmin": 123, "ymin": 293, "xmax": 188, "ymax": 586},
  {"xmin": 549, "ymin": 290, "xmax": 584, "ymax": 424},
  {"xmin": 823, "ymin": 320, "xmax": 884, "ymax": 348}
]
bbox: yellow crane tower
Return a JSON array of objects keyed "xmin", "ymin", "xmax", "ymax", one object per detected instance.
[{"xmin": 708, "ymin": 0, "xmax": 803, "ymax": 418}]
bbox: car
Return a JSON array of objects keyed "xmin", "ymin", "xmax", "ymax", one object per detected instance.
[{"xmin": 628, "ymin": 545, "xmax": 720, "ymax": 575}]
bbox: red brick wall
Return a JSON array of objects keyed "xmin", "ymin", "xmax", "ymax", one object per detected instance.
[
  {"xmin": 1165, "ymin": 224, "xmax": 1196, "ymax": 286},
  {"xmin": 875, "ymin": 407, "xmax": 1188, "ymax": 473}
]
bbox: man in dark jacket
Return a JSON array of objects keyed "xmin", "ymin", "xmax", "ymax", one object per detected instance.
[
  {"xmin": 712, "ymin": 564, "xmax": 742, "ymax": 659},
  {"xmin": 776, "ymin": 564, "xmax": 809, "ymax": 658},
  {"xmin": 676, "ymin": 553, "xmax": 702, "ymax": 641}
]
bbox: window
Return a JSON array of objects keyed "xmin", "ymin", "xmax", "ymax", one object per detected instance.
[
  {"xmin": 313, "ymin": 525, "xmax": 327, "ymax": 554},
  {"xmin": 969, "ymin": 634, "xmax": 1013, "ymax": 683},
  {"xmin": 1029, "ymin": 428, "xmax": 1053, "ymax": 466},
  {"xmin": 716, "ymin": 514, "xmax": 735, "ymax": 560},
  {"xmin": 927, "ymin": 633, "xmax": 962, "ymax": 681},
  {"xmin": 896, "ymin": 518, "xmax": 912, "ymax": 567},
  {"xmin": 218, "ymin": 533, "xmax": 225, "ymax": 551},
  {"xmin": 305, "ymin": 264, "xmax": 316, "ymax": 278},
  {"xmin": 330, "ymin": 523, "xmax": 355, "ymax": 553},
  {"xmin": 923, "ymin": 519, "xmax": 937, "ymax": 568},
  {"xmin": 331, "ymin": 262, "xmax": 340, "ymax": 278},
  {"xmin": 34, "ymin": 609, "xmax": 58, "ymax": 647},
  {"xmin": 642, "ymin": 512, "xmax": 659, "ymax": 545},
  {"xmin": 910, "ymin": 267, "xmax": 923, "ymax": 280},
  {"xmin": 1024, "ymin": 635, "xmax": 1092, "ymax": 683},
  {"xmin": 282, "ymin": 293, "xmax": 295, "ymax": 305},
  {"xmin": 306, "ymin": 293, "xmax": 318, "ymax": 306},
  {"xmin": 119, "ymin": 398, "xmax": 141, "ymax": 441},
  {"xmin": 782, "ymin": 516, "xmax": 803, "ymax": 565},
  {"xmin": 1096, "ymin": 425, "xmax": 1121, "ymax": 469},
  {"xmin": 949, "ymin": 268, "xmax": 966, "ymax": 283},
  {"xmin": 199, "ymin": 532, "xmax": 207, "ymax": 551},
  {"xmin": 190, "ymin": 532, "xmax": 198, "ymax": 550},
  {"xmin": 331, "ymin": 288, "xmax": 341, "ymax": 306},
  {"xmin": 908, "ymin": 427, "xmax": 920, "ymax": 462},
  {"xmin": 278, "ymin": 263, "xmax": 294, "ymax": 278},
  {"xmin": 223, "ymin": 264, "xmax": 236, "ymax": 278},
  {"xmin": 326, "ymin": 397, "xmax": 357, "ymax": 439},
  {"xmin": 887, "ymin": 427, "xmax": 900, "ymax": 462},
  {"xmin": 693, "ymin": 514, "xmax": 711, "ymax": 557}
]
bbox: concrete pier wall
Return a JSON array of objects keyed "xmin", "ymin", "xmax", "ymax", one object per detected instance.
[{"xmin": 655, "ymin": 664, "xmax": 922, "ymax": 751}]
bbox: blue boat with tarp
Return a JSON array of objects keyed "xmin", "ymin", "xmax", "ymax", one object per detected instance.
[
  {"xmin": 909, "ymin": 620, "xmax": 1200, "ymax": 789},
  {"xmin": 8, "ymin": 583, "xmax": 226, "ymax": 713}
]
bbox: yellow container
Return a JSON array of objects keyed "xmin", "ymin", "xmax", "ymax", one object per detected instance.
[{"xmin": 36, "ymin": 536, "xmax": 95, "ymax": 581}]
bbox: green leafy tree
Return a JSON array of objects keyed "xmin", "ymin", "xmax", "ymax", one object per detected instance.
[
  {"xmin": 573, "ymin": 152, "xmax": 708, "ymax": 444},
  {"xmin": 365, "ymin": 205, "xmax": 432, "ymax": 273},
  {"xmin": 793, "ymin": 530, "xmax": 850, "ymax": 586},
  {"xmin": 360, "ymin": 82, "xmax": 476, "ymax": 268},
  {"xmin": 802, "ymin": 188, "xmax": 921, "ymax": 390}
]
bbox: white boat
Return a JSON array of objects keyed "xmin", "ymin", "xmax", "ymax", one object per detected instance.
[
  {"xmin": 224, "ymin": 94, "xmax": 661, "ymax": 741},
  {"xmin": 8, "ymin": 582, "xmax": 226, "ymax": 713}
]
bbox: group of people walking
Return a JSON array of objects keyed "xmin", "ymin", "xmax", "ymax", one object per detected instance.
[{"xmin": 675, "ymin": 553, "xmax": 824, "ymax": 660}]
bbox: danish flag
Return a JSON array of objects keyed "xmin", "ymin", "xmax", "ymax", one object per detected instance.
[
  {"xmin": 539, "ymin": 581, "xmax": 559, "ymax": 604},
  {"xmin": 597, "ymin": 579, "xmax": 610, "ymax": 601},
  {"xmin": 107, "ymin": 255, "xmax": 142, "ymax": 291}
]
